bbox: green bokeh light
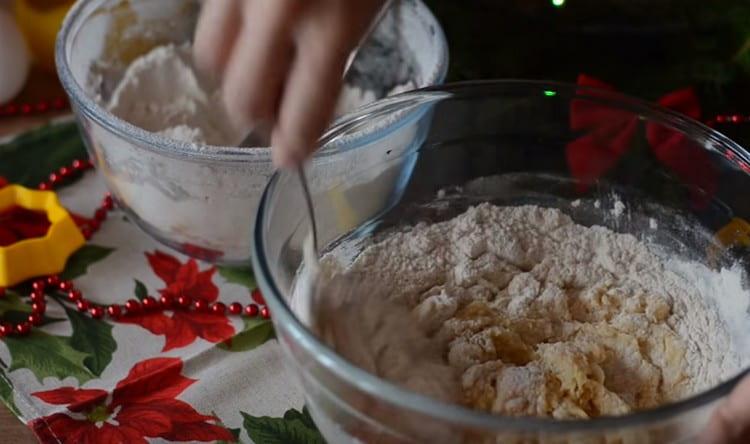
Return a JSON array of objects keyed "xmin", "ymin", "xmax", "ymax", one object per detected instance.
[
  {"xmin": 551, "ymin": 0, "xmax": 565, "ymax": 7},
  {"xmin": 544, "ymin": 90, "xmax": 557, "ymax": 97}
]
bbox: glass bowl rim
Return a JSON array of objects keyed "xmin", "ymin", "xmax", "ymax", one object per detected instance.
[
  {"xmin": 54, "ymin": 0, "xmax": 449, "ymax": 164},
  {"xmin": 253, "ymin": 79, "xmax": 750, "ymax": 433}
]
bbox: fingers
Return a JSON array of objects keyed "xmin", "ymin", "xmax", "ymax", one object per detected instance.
[
  {"xmin": 195, "ymin": 0, "xmax": 386, "ymax": 160},
  {"xmin": 193, "ymin": 0, "xmax": 242, "ymax": 84},
  {"xmin": 221, "ymin": 0, "xmax": 302, "ymax": 135},
  {"xmin": 699, "ymin": 375, "xmax": 750, "ymax": 444},
  {"xmin": 271, "ymin": 23, "xmax": 351, "ymax": 167}
]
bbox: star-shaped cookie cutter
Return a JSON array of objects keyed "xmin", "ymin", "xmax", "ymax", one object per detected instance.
[{"xmin": 0, "ymin": 185, "xmax": 85, "ymax": 287}]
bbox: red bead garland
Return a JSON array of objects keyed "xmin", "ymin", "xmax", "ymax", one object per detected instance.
[
  {"xmin": 0, "ymin": 157, "xmax": 270, "ymax": 338},
  {"xmin": 142, "ymin": 296, "xmax": 158, "ymax": 311},
  {"xmin": 0, "ymin": 97, "xmax": 69, "ymax": 119},
  {"xmin": 89, "ymin": 306, "xmax": 104, "ymax": 319},
  {"xmin": 0, "ymin": 323, "xmax": 13, "ymax": 337},
  {"xmin": 67, "ymin": 290, "xmax": 82, "ymax": 302},
  {"xmin": 211, "ymin": 302, "xmax": 226, "ymax": 315},
  {"xmin": 38, "ymin": 158, "xmax": 94, "ymax": 193},
  {"xmin": 125, "ymin": 299, "xmax": 141, "ymax": 314},
  {"xmin": 15, "ymin": 322, "xmax": 31, "ymax": 336},
  {"xmin": 31, "ymin": 302, "xmax": 45, "ymax": 314},
  {"xmin": 58, "ymin": 280, "xmax": 74, "ymax": 292},
  {"xmin": 707, "ymin": 114, "xmax": 750, "ymax": 126},
  {"xmin": 28, "ymin": 313, "xmax": 42, "ymax": 326},
  {"xmin": 229, "ymin": 302, "xmax": 243, "ymax": 315},
  {"xmin": 193, "ymin": 299, "xmax": 209, "ymax": 312},
  {"xmin": 107, "ymin": 305, "xmax": 122, "ymax": 318},
  {"xmin": 76, "ymin": 299, "xmax": 90, "ymax": 312},
  {"xmin": 31, "ymin": 280, "xmax": 45, "ymax": 292},
  {"xmin": 159, "ymin": 295, "xmax": 173, "ymax": 308},
  {"xmin": 244, "ymin": 304, "xmax": 259, "ymax": 317},
  {"xmin": 0, "ymin": 272, "xmax": 270, "ymax": 337}
]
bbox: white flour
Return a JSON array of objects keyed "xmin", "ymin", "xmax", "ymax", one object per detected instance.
[
  {"xmin": 107, "ymin": 44, "xmax": 241, "ymax": 146},
  {"xmin": 308, "ymin": 203, "xmax": 749, "ymax": 419},
  {"xmin": 107, "ymin": 43, "xmax": 414, "ymax": 146}
]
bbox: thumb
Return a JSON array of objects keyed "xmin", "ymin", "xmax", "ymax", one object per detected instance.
[{"xmin": 699, "ymin": 374, "xmax": 750, "ymax": 444}]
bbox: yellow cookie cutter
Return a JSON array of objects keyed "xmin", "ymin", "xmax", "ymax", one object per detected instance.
[
  {"xmin": 715, "ymin": 218, "xmax": 750, "ymax": 248},
  {"xmin": 0, "ymin": 185, "xmax": 85, "ymax": 287},
  {"xmin": 707, "ymin": 217, "xmax": 750, "ymax": 266}
]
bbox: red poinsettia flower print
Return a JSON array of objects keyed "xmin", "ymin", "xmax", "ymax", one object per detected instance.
[
  {"xmin": 118, "ymin": 251, "xmax": 235, "ymax": 351},
  {"xmin": 29, "ymin": 357, "xmax": 234, "ymax": 444},
  {"xmin": 645, "ymin": 88, "xmax": 718, "ymax": 207},
  {"xmin": 567, "ymin": 74, "xmax": 718, "ymax": 207},
  {"xmin": 147, "ymin": 250, "xmax": 220, "ymax": 303}
]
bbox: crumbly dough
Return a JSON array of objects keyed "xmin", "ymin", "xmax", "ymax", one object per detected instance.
[{"xmin": 322, "ymin": 203, "xmax": 738, "ymax": 419}]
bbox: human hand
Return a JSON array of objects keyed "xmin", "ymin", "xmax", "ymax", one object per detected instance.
[
  {"xmin": 699, "ymin": 374, "xmax": 750, "ymax": 443},
  {"xmin": 193, "ymin": 0, "xmax": 386, "ymax": 167}
]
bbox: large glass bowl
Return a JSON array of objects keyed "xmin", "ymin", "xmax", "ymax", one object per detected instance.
[
  {"xmin": 55, "ymin": 0, "xmax": 448, "ymax": 264},
  {"xmin": 253, "ymin": 81, "xmax": 750, "ymax": 443}
]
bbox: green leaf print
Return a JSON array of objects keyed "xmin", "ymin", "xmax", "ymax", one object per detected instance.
[
  {"xmin": 212, "ymin": 411, "xmax": 240, "ymax": 444},
  {"xmin": 134, "ymin": 279, "xmax": 148, "ymax": 301},
  {"xmin": 287, "ymin": 407, "xmax": 318, "ymax": 431},
  {"xmin": 229, "ymin": 428, "xmax": 241, "ymax": 440},
  {"xmin": 218, "ymin": 318, "xmax": 275, "ymax": 352},
  {"xmin": 4, "ymin": 331, "xmax": 94, "ymax": 384},
  {"xmin": 60, "ymin": 245, "xmax": 114, "ymax": 280},
  {"xmin": 0, "ymin": 290, "xmax": 61, "ymax": 325},
  {"xmin": 241, "ymin": 408, "xmax": 325, "ymax": 444},
  {"xmin": 0, "ymin": 367, "xmax": 20, "ymax": 418},
  {"xmin": 0, "ymin": 122, "xmax": 87, "ymax": 188},
  {"xmin": 0, "ymin": 290, "xmax": 31, "ymax": 316},
  {"xmin": 218, "ymin": 266, "xmax": 257, "ymax": 289},
  {"xmin": 65, "ymin": 306, "xmax": 116, "ymax": 377}
]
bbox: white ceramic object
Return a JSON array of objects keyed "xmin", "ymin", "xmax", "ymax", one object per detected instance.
[{"xmin": 0, "ymin": 10, "xmax": 30, "ymax": 104}]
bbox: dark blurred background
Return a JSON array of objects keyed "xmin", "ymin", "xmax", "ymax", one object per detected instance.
[{"xmin": 425, "ymin": 0, "xmax": 750, "ymax": 146}]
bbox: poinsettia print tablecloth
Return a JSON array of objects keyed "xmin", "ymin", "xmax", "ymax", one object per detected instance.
[{"xmin": 0, "ymin": 122, "xmax": 324, "ymax": 443}]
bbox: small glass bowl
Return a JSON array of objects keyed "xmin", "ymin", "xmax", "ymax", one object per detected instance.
[
  {"xmin": 253, "ymin": 81, "xmax": 750, "ymax": 443},
  {"xmin": 56, "ymin": 0, "xmax": 448, "ymax": 264}
]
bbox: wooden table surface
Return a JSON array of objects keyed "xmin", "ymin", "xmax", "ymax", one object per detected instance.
[
  {"xmin": 0, "ymin": 407, "xmax": 35, "ymax": 443},
  {"xmin": 1, "ymin": 112, "xmax": 69, "ymax": 443}
]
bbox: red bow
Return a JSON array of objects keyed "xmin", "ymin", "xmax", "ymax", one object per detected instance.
[{"xmin": 566, "ymin": 74, "xmax": 717, "ymax": 207}]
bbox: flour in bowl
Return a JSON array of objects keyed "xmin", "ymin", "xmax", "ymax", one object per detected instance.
[
  {"xmin": 310, "ymin": 203, "xmax": 748, "ymax": 419},
  {"xmin": 107, "ymin": 44, "xmax": 240, "ymax": 146},
  {"xmin": 106, "ymin": 43, "xmax": 415, "ymax": 146}
]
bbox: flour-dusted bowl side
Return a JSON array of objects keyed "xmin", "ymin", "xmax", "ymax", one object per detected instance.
[
  {"xmin": 253, "ymin": 81, "xmax": 750, "ymax": 443},
  {"xmin": 56, "ymin": 0, "xmax": 448, "ymax": 264}
]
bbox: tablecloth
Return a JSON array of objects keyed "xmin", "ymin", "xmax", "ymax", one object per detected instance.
[{"xmin": 0, "ymin": 121, "xmax": 323, "ymax": 443}]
